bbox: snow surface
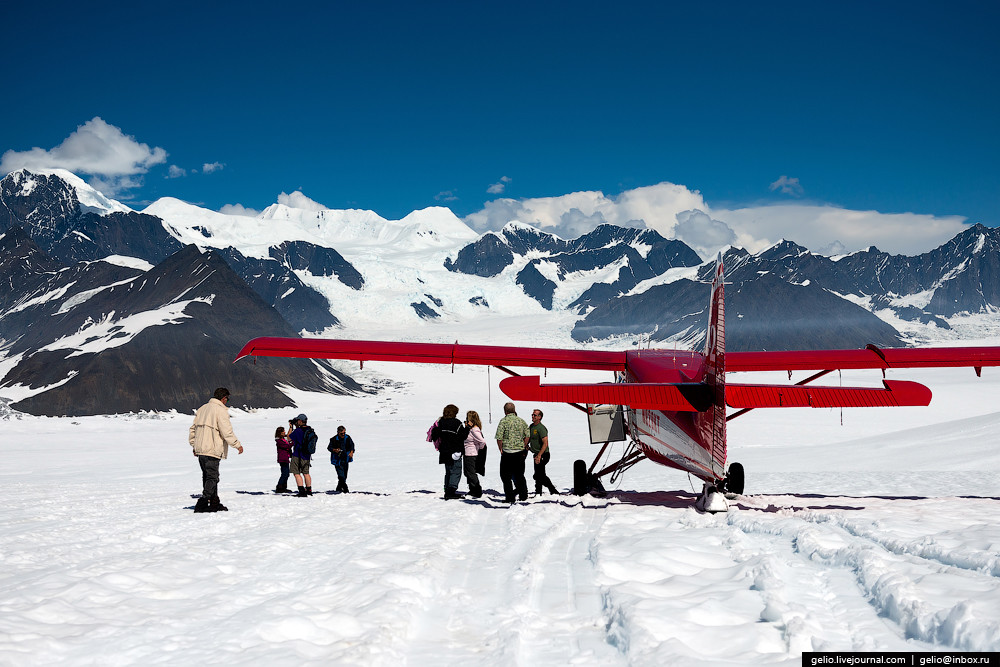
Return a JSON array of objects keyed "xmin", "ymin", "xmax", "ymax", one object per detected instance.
[{"xmin": 2, "ymin": 360, "xmax": 999, "ymax": 665}]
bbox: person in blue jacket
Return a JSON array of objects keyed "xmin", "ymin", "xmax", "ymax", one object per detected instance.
[{"xmin": 327, "ymin": 425, "xmax": 355, "ymax": 493}]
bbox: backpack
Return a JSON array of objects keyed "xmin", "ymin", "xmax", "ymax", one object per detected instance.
[{"xmin": 305, "ymin": 427, "xmax": 318, "ymax": 456}]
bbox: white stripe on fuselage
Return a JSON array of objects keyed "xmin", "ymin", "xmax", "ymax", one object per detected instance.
[{"xmin": 630, "ymin": 408, "xmax": 720, "ymax": 480}]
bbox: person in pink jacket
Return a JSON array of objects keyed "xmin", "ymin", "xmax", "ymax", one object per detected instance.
[
  {"xmin": 462, "ymin": 410, "xmax": 487, "ymax": 498},
  {"xmin": 189, "ymin": 387, "xmax": 244, "ymax": 512},
  {"xmin": 274, "ymin": 426, "xmax": 294, "ymax": 493}
]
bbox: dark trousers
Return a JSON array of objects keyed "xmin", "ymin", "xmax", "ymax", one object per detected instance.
[
  {"xmin": 532, "ymin": 450, "xmax": 556, "ymax": 492},
  {"xmin": 463, "ymin": 454, "xmax": 480, "ymax": 491},
  {"xmin": 443, "ymin": 457, "xmax": 463, "ymax": 492},
  {"xmin": 334, "ymin": 461, "xmax": 349, "ymax": 490},
  {"xmin": 500, "ymin": 450, "xmax": 528, "ymax": 501},
  {"xmin": 277, "ymin": 462, "xmax": 290, "ymax": 488},
  {"xmin": 199, "ymin": 455, "xmax": 220, "ymax": 498}
]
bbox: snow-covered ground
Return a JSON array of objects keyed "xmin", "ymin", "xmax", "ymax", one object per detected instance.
[{"xmin": 2, "ymin": 358, "xmax": 999, "ymax": 665}]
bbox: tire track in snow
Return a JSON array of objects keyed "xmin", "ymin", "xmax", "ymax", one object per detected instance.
[
  {"xmin": 730, "ymin": 497, "xmax": 1000, "ymax": 652},
  {"xmin": 402, "ymin": 496, "xmax": 621, "ymax": 665}
]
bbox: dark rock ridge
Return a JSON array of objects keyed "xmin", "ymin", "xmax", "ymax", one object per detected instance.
[
  {"xmin": 0, "ymin": 242, "xmax": 361, "ymax": 416},
  {"xmin": 572, "ymin": 272, "xmax": 904, "ymax": 351},
  {"xmin": 0, "ymin": 170, "xmax": 356, "ymax": 333},
  {"xmin": 411, "ymin": 302, "xmax": 441, "ymax": 319},
  {"xmin": 447, "ymin": 223, "xmax": 702, "ymax": 310},
  {"xmin": 217, "ymin": 247, "xmax": 339, "ymax": 333},
  {"xmin": 574, "ymin": 226, "xmax": 1000, "ymax": 349},
  {"xmin": 0, "ymin": 170, "xmax": 183, "ymax": 264},
  {"xmin": 270, "ymin": 240, "xmax": 365, "ymax": 290}
]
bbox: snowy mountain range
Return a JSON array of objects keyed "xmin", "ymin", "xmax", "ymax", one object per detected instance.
[{"xmin": 2, "ymin": 168, "xmax": 999, "ymax": 415}]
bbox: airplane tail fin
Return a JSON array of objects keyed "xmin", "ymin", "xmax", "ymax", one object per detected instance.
[{"xmin": 700, "ymin": 254, "xmax": 727, "ymax": 474}]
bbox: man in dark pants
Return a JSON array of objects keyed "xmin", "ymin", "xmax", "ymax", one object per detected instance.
[
  {"xmin": 327, "ymin": 425, "xmax": 355, "ymax": 493},
  {"xmin": 495, "ymin": 402, "xmax": 530, "ymax": 503},
  {"xmin": 189, "ymin": 387, "xmax": 244, "ymax": 512},
  {"xmin": 529, "ymin": 408, "xmax": 558, "ymax": 495}
]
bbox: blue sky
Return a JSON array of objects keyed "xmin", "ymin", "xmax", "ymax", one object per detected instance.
[{"xmin": 1, "ymin": 1, "xmax": 997, "ymax": 255}]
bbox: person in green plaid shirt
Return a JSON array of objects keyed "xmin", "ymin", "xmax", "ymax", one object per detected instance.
[{"xmin": 495, "ymin": 402, "xmax": 530, "ymax": 503}]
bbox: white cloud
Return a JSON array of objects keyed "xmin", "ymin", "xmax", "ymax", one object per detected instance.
[
  {"xmin": 435, "ymin": 190, "xmax": 458, "ymax": 202},
  {"xmin": 167, "ymin": 165, "xmax": 187, "ymax": 178},
  {"xmin": 713, "ymin": 204, "xmax": 968, "ymax": 256},
  {"xmin": 487, "ymin": 176, "xmax": 512, "ymax": 194},
  {"xmin": 769, "ymin": 175, "xmax": 804, "ymax": 196},
  {"xmin": 464, "ymin": 183, "xmax": 707, "ymax": 241},
  {"xmin": 464, "ymin": 181, "xmax": 969, "ymax": 258},
  {"xmin": 674, "ymin": 210, "xmax": 736, "ymax": 259},
  {"xmin": 202, "ymin": 162, "xmax": 224, "ymax": 173},
  {"xmin": 219, "ymin": 203, "xmax": 260, "ymax": 217},
  {"xmin": 0, "ymin": 117, "xmax": 167, "ymax": 196},
  {"xmin": 277, "ymin": 190, "xmax": 328, "ymax": 212}
]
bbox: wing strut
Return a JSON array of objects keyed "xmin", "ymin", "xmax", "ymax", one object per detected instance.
[{"xmin": 727, "ymin": 369, "xmax": 834, "ymax": 421}]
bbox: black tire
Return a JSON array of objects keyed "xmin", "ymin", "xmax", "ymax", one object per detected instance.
[
  {"xmin": 573, "ymin": 459, "xmax": 588, "ymax": 496},
  {"xmin": 724, "ymin": 462, "xmax": 745, "ymax": 495}
]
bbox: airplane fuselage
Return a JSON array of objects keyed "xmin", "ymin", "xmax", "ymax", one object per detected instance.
[{"xmin": 623, "ymin": 350, "xmax": 727, "ymax": 483}]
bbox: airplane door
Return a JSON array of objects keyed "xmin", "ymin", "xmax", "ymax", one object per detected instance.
[{"xmin": 587, "ymin": 404, "xmax": 625, "ymax": 444}]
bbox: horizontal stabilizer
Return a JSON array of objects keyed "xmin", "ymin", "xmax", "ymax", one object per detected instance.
[
  {"xmin": 235, "ymin": 337, "xmax": 627, "ymax": 371},
  {"xmin": 499, "ymin": 376, "xmax": 714, "ymax": 411},
  {"xmin": 726, "ymin": 380, "xmax": 931, "ymax": 409}
]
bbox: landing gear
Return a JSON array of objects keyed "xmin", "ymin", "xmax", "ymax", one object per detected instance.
[
  {"xmin": 696, "ymin": 463, "xmax": 745, "ymax": 513},
  {"xmin": 573, "ymin": 459, "xmax": 607, "ymax": 497},
  {"xmin": 721, "ymin": 462, "xmax": 745, "ymax": 498},
  {"xmin": 695, "ymin": 483, "xmax": 730, "ymax": 513},
  {"xmin": 573, "ymin": 460, "xmax": 587, "ymax": 495}
]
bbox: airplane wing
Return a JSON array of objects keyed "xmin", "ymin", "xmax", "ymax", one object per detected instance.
[
  {"xmin": 234, "ymin": 336, "xmax": 628, "ymax": 372},
  {"xmin": 727, "ymin": 346, "xmax": 1000, "ymax": 373}
]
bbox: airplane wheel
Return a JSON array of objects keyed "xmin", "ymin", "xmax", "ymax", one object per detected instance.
[
  {"xmin": 573, "ymin": 460, "xmax": 588, "ymax": 496},
  {"xmin": 724, "ymin": 462, "xmax": 745, "ymax": 495}
]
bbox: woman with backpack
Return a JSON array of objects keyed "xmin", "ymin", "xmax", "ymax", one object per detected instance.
[{"xmin": 430, "ymin": 404, "xmax": 468, "ymax": 500}]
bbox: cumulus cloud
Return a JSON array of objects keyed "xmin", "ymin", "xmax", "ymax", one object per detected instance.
[
  {"xmin": 219, "ymin": 203, "xmax": 260, "ymax": 217},
  {"xmin": 674, "ymin": 210, "xmax": 737, "ymax": 259},
  {"xmin": 202, "ymin": 162, "xmax": 224, "ymax": 173},
  {"xmin": 713, "ymin": 204, "xmax": 968, "ymax": 256},
  {"xmin": 769, "ymin": 175, "xmax": 804, "ymax": 196},
  {"xmin": 487, "ymin": 176, "xmax": 512, "ymax": 195},
  {"xmin": 167, "ymin": 165, "xmax": 187, "ymax": 178},
  {"xmin": 0, "ymin": 117, "xmax": 167, "ymax": 196},
  {"xmin": 464, "ymin": 183, "xmax": 707, "ymax": 242},
  {"xmin": 277, "ymin": 190, "xmax": 328, "ymax": 212},
  {"xmin": 464, "ymin": 180, "xmax": 968, "ymax": 258}
]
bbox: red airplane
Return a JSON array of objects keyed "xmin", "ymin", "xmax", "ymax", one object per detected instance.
[{"xmin": 235, "ymin": 257, "xmax": 1000, "ymax": 511}]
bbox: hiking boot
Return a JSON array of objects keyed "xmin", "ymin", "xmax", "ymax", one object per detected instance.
[
  {"xmin": 306, "ymin": 486, "xmax": 313, "ymax": 496},
  {"xmin": 193, "ymin": 496, "xmax": 211, "ymax": 513},
  {"xmin": 210, "ymin": 496, "xmax": 228, "ymax": 512},
  {"xmin": 296, "ymin": 486, "xmax": 308, "ymax": 497}
]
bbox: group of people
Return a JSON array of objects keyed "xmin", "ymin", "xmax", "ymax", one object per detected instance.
[
  {"xmin": 273, "ymin": 414, "xmax": 355, "ymax": 497},
  {"xmin": 188, "ymin": 388, "xmax": 356, "ymax": 513},
  {"xmin": 430, "ymin": 401, "xmax": 557, "ymax": 503},
  {"xmin": 188, "ymin": 388, "xmax": 557, "ymax": 513}
]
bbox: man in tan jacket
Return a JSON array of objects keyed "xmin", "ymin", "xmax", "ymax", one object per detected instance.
[{"xmin": 189, "ymin": 387, "xmax": 244, "ymax": 512}]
